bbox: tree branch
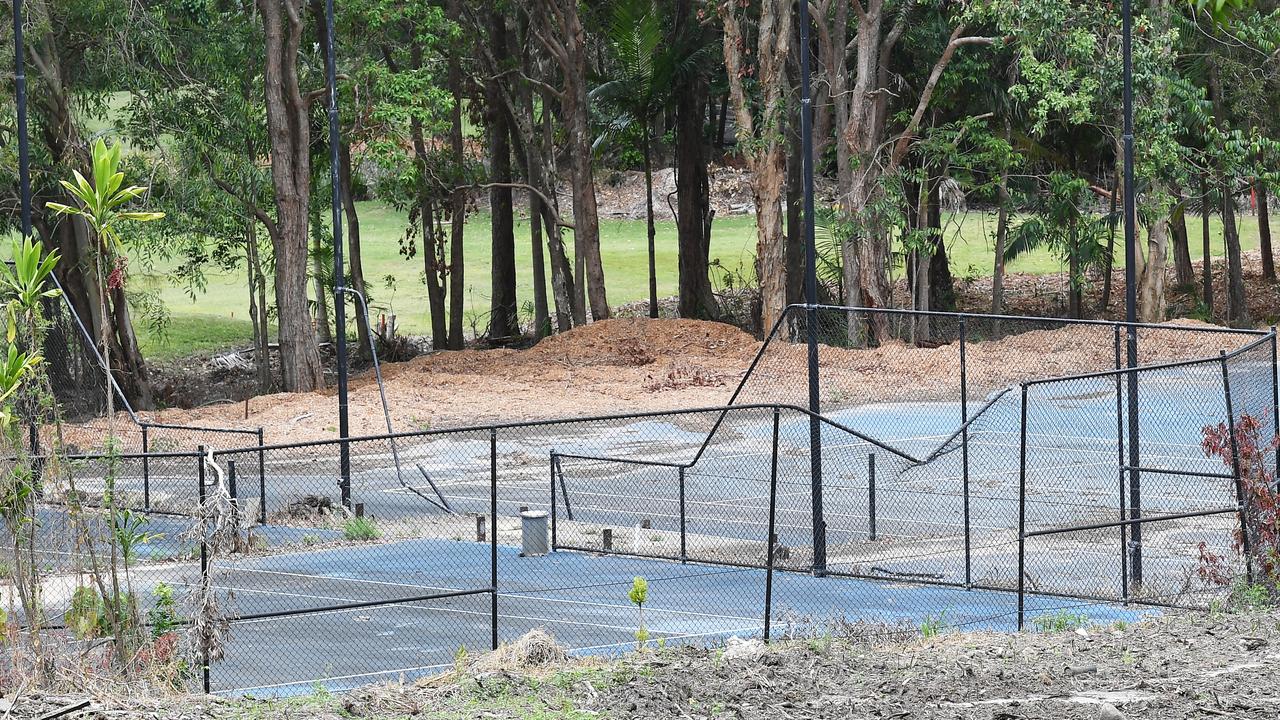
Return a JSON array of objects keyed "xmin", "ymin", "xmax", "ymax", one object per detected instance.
[
  {"xmin": 889, "ymin": 31, "xmax": 997, "ymax": 169},
  {"xmin": 456, "ymin": 183, "xmax": 573, "ymax": 229}
]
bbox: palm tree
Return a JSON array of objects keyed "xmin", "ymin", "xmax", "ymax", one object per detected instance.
[{"xmin": 593, "ymin": 0, "xmax": 708, "ymax": 319}]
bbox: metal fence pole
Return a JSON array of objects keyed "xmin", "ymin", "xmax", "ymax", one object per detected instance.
[
  {"xmin": 764, "ymin": 408, "xmax": 781, "ymax": 641},
  {"xmin": 227, "ymin": 460, "xmax": 238, "ymax": 512},
  {"xmin": 1114, "ymin": 326, "xmax": 1129, "ymax": 603},
  {"xmin": 490, "ymin": 428, "xmax": 499, "ymax": 651},
  {"xmin": 1126, "ymin": 325, "xmax": 1143, "ymax": 589},
  {"xmin": 256, "ymin": 427, "xmax": 266, "ymax": 523},
  {"xmin": 1017, "ymin": 386, "xmax": 1028, "ymax": 631},
  {"xmin": 549, "ymin": 451, "xmax": 558, "ymax": 550},
  {"xmin": 1220, "ymin": 352, "xmax": 1254, "ymax": 586},
  {"xmin": 868, "ymin": 453, "xmax": 877, "ymax": 541},
  {"xmin": 1270, "ymin": 328, "xmax": 1278, "ymax": 493},
  {"xmin": 678, "ymin": 466, "xmax": 687, "ymax": 563},
  {"xmin": 959, "ymin": 318, "xmax": 971, "ymax": 588},
  {"xmin": 197, "ymin": 448, "xmax": 211, "ymax": 693},
  {"xmin": 142, "ymin": 425, "xmax": 150, "ymax": 512}
]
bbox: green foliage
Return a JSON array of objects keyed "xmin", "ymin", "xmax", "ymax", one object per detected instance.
[
  {"xmin": 1031, "ymin": 611, "xmax": 1091, "ymax": 632},
  {"xmin": 629, "ymin": 576, "xmax": 649, "ymax": 650},
  {"xmin": 920, "ymin": 612, "xmax": 946, "ymax": 639},
  {"xmin": 113, "ymin": 508, "xmax": 163, "ymax": 565},
  {"xmin": 343, "ymin": 517, "xmax": 380, "ymax": 542},
  {"xmin": 1006, "ymin": 172, "xmax": 1111, "ymax": 293},
  {"xmin": 46, "ymin": 138, "xmax": 165, "ymax": 259},
  {"xmin": 628, "ymin": 576, "xmax": 648, "ymax": 607},
  {"xmin": 147, "ymin": 582, "xmax": 180, "ymax": 638}
]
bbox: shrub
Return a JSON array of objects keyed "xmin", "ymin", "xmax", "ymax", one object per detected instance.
[
  {"xmin": 344, "ymin": 517, "xmax": 380, "ymax": 542},
  {"xmin": 1201, "ymin": 414, "xmax": 1280, "ymax": 600}
]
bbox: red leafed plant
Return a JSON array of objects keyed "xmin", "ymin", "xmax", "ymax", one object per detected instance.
[{"xmin": 1200, "ymin": 413, "xmax": 1280, "ymax": 591}]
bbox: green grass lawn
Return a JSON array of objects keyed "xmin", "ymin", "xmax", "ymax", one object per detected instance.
[{"xmin": 132, "ymin": 203, "xmax": 1264, "ymax": 359}]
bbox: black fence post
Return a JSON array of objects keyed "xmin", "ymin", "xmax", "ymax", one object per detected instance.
[
  {"xmin": 490, "ymin": 428, "xmax": 499, "ymax": 651},
  {"xmin": 1126, "ymin": 325, "xmax": 1143, "ymax": 590},
  {"xmin": 227, "ymin": 460, "xmax": 238, "ymax": 511},
  {"xmin": 1017, "ymin": 386, "xmax": 1028, "ymax": 631},
  {"xmin": 764, "ymin": 408, "xmax": 781, "ymax": 641},
  {"xmin": 142, "ymin": 424, "xmax": 150, "ymax": 512},
  {"xmin": 28, "ymin": 420, "xmax": 42, "ymax": 497},
  {"xmin": 1270, "ymin": 328, "xmax": 1278, "ymax": 494},
  {"xmin": 959, "ymin": 318, "xmax": 971, "ymax": 587},
  {"xmin": 197, "ymin": 447, "xmax": 211, "ymax": 693},
  {"xmin": 807, "ymin": 308, "xmax": 826, "ymax": 576},
  {"xmin": 256, "ymin": 428, "xmax": 266, "ymax": 523},
  {"xmin": 678, "ymin": 466, "xmax": 687, "ymax": 563},
  {"xmin": 1114, "ymin": 325, "xmax": 1129, "ymax": 603},
  {"xmin": 867, "ymin": 453, "xmax": 877, "ymax": 541},
  {"xmin": 1220, "ymin": 352, "xmax": 1253, "ymax": 586},
  {"xmin": 549, "ymin": 451, "xmax": 558, "ymax": 550}
]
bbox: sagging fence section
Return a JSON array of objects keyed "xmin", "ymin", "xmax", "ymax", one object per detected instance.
[{"xmin": 4, "ymin": 307, "xmax": 1277, "ymax": 694}]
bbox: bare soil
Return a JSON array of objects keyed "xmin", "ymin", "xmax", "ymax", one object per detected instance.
[{"xmin": 5, "ymin": 608, "xmax": 1275, "ymax": 718}]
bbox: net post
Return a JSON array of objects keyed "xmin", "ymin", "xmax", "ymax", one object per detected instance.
[
  {"xmin": 764, "ymin": 407, "xmax": 781, "ymax": 641},
  {"xmin": 489, "ymin": 428, "xmax": 499, "ymax": 651},
  {"xmin": 678, "ymin": 466, "xmax": 687, "ymax": 564},
  {"xmin": 1220, "ymin": 351, "xmax": 1253, "ymax": 586},
  {"xmin": 1114, "ymin": 325, "xmax": 1129, "ymax": 603},
  {"xmin": 549, "ymin": 450, "xmax": 558, "ymax": 550},
  {"xmin": 1017, "ymin": 386, "xmax": 1028, "ymax": 631},
  {"xmin": 142, "ymin": 424, "xmax": 151, "ymax": 512},
  {"xmin": 959, "ymin": 317, "xmax": 971, "ymax": 588}
]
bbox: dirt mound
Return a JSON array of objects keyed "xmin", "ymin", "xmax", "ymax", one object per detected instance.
[{"xmin": 132, "ymin": 318, "xmax": 759, "ymax": 445}]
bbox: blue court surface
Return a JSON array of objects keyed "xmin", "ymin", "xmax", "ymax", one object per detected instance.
[{"xmin": 204, "ymin": 536, "xmax": 1148, "ymax": 696}]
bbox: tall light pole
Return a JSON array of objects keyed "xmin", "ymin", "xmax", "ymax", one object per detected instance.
[
  {"xmin": 1121, "ymin": 0, "xmax": 1143, "ymax": 588},
  {"xmin": 799, "ymin": 0, "xmax": 825, "ymax": 576},
  {"xmin": 13, "ymin": 0, "xmax": 32, "ymax": 238},
  {"xmin": 322, "ymin": 0, "xmax": 351, "ymax": 507}
]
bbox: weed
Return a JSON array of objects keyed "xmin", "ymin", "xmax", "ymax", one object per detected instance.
[
  {"xmin": 1031, "ymin": 611, "xmax": 1090, "ymax": 632},
  {"xmin": 147, "ymin": 582, "xmax": 180, "ymax": 637},
  {"xmin": 629, "ymin": 577, "xmax": 649, "ymax": 650},
  {"xmin": 919, "ymin": 612, "xmax": 946, "ymax": 638},
  {"xmin": 301, "ymin": 533, "xmax": 319, "ymax": 547},
  {"xmin": 343, "ymin": 517, "xmax": 380, "ymax": 542}
]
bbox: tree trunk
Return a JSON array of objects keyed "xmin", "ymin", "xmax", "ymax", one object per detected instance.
[
  {"xmin": 338, "ymin": 143, "xmax": 372, "ymax": 361},
  {"xmin": 1099, "ymin": 168, "xmax": 1119, "ymax": 311},
  {"xmin": 1171, "ymin": 197, "xmax": 1194, "ymax": 289},
  {"xmin": 1137, "ymin": 214, "xmax": 1169, "ymax": 322},
  {"xmin": 486, "ymin": 16, "xmax": 519, "ymax": 339},
  {"xmin": 310, "ymin": 208, "xmax": 332, "ymax": 346},
  {"xmin": 259, "ymin": 0, "xmax": 325, "ymax": 392},
  {"xmin": 1222, "ymin": 179, "xmax": 1248, "ymax": 326},
  {"xmin": 246, "ymin": 219, "xmax": 272, "ymax": 393},
  {"xmin": 673, "ymin": 21, "xmax": 719, "ymax": 320},
  {"xmin": 992, "ymin": 161, "xmax": 1009, "ymax": 314},
  {"xmin": 447, "ymin": 3, "xmax": 467, "ymax": 349},
  {"xmin": 1259, "ymin": 174, "xmax": 1274, "ymax": 282},
  {"xmin": 1201, "ymin": 173, "xmax": 1213, "ymax": 313},
  {"xmin": 534, "ymin": 0, "xmax": 609, "ymax": 321}
]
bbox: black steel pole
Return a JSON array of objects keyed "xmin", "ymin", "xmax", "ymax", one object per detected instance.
[
  {"xmin": 1121, "ymin": 0, "xmax": 1143, "ymax": 589},
  {"xmin": 14, "ymin": 0, "xmax": 32, "ymax": 237},
  {"xmin": 799, "ymin": 0, "xmax": 825, "ymax": 576},
  {"xmin": 323, "ymin": 0, "xmax": 351, "ymax": 508}
]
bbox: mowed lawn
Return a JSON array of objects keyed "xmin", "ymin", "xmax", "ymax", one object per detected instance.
[{"xmin": 134, "ymin": 201, "xmax": 1265, "ymax": 358}]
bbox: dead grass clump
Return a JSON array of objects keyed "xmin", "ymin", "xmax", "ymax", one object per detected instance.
[{"xmin": 470, "ymin": 629, "xmax": 569, "ymax": 673}]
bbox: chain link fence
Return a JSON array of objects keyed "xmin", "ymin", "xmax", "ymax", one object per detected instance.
[{"xmin": 6, "ymin": 305, "xmax": 1276, "ymax": 694}]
